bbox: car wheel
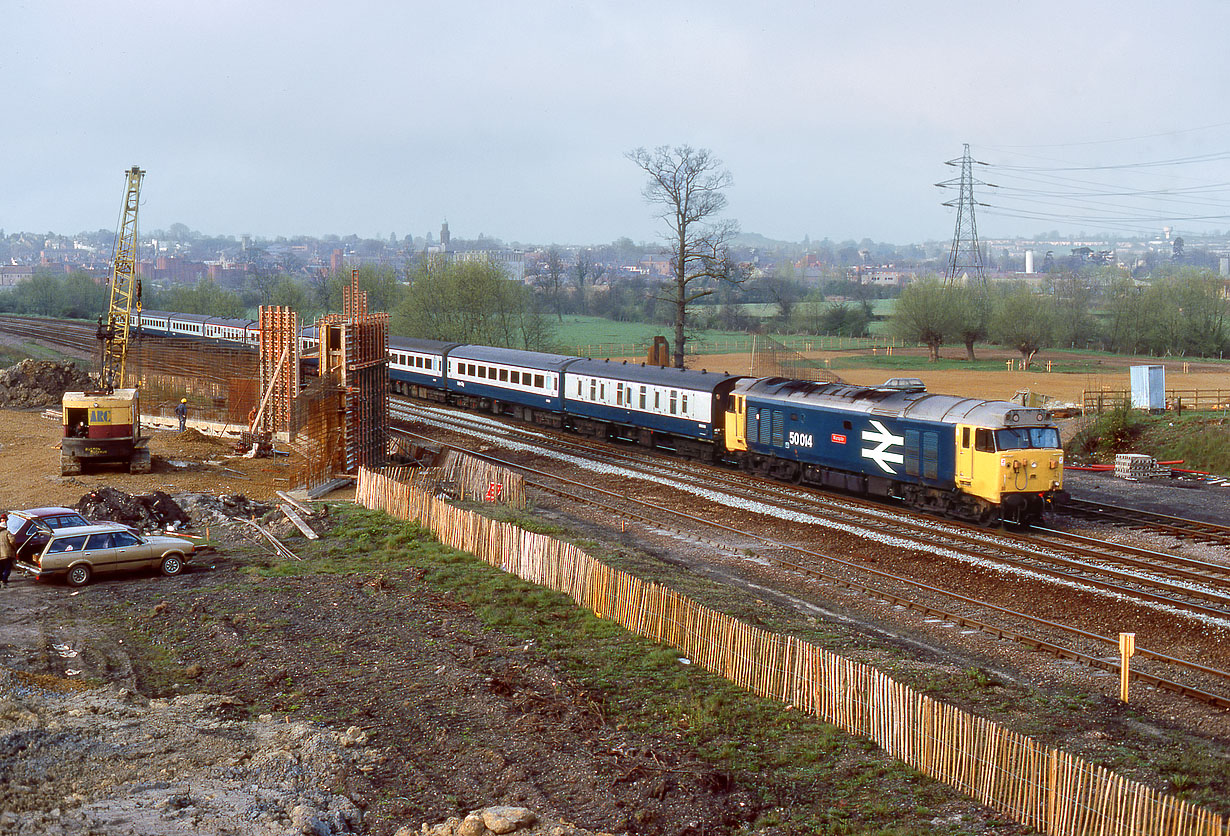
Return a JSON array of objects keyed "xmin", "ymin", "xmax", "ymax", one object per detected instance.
[
  {"xmin": 161, "ymin": 555, "xmax": 184, "ymax": 577},
  {"xmin": 67, "ymin": 564, "xmax": 92, "ymax": 587}
]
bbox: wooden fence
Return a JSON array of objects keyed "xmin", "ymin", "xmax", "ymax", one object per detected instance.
[
  {"xmin": 376, "ymin": 450, "xmax": 526, "ymax": 509},
  {"xmin": 1082, "ymin": 389, "xmax": 1230, "ymax": 414},
  {"xmin": 355, "ymin": 466, "xmax": 1227, "ymax": 836}
]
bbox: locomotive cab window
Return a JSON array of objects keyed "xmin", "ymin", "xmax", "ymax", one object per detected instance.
[
  {"xmin": 996, "ymin": 427, "xmax": 1060, "ymax": 450},
  {"xmin": 974, "ymin": 428, "xmax": 995, "ymax": 452},
  {"xmin": 962, "ymin": 427, "xmax": 971, "ymax": 448}
]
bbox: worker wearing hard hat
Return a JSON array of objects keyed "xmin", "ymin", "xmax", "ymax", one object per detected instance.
[{"xmin": 175, "ymin": 398, "xmax": 188, "ymax": 432}]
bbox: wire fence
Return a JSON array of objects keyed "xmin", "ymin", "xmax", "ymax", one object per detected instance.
[
  {"xmin": 569, "ymin": 335, "xmax": 905, "ymax": 361},
  {"xmin": 356, "ymin": 466, "xmax": 1227, "ymax": 836}
]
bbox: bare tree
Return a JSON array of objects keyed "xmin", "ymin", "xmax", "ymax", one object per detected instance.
[
  {"xmin": 528, "ymin": 245, "xmax": 567, "ymax": 321},
  {"xmin": 627, "ymin": 145, "xmax": 742, "ymax": 368}
]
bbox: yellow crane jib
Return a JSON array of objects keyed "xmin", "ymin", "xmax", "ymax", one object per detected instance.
[{"xmin": 98, "ymin": 164, "xmax": 144, "ymax": 392}]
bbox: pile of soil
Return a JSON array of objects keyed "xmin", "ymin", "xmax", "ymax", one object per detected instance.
[
  {"xmin": 0, "ymin": 360, "xmax": 92, "ymax": 408},
  {"xmin": 75, "ymin": 488, "xmax": 191, "ymax": 531},
  {"xmin": 0, "ymin": 671, "xmax": 371, "ymax": 835}
]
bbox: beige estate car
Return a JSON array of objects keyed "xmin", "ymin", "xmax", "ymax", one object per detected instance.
[{"xmin": 19, "ymin": 523, "xmax": 195, "ymax": 587}]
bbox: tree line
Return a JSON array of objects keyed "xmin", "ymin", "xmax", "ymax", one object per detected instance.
[{"xmin": 891, "ymin": 268, "xmax": 1229, "ymax": 367}]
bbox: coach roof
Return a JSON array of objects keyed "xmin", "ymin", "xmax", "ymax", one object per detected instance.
[
  {"xmin": 448, "ymin": 344, "xmax": 580, "ymax": 372},
  {"xmin": 565, "ymin": 358, "xmax": 743, "ymax": 391},
  {"xmin": 388, "ymin": 336, "xmax": 461, "ymax": 355}
]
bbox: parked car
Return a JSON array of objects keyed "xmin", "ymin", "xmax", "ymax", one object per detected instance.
[
  {"xmin": 18, "ymin": 522, "xmax": 195, "ymax": 587},
  {"xmin": 6, "ymin": 507, "xmax": 93, "ymax": 559}
]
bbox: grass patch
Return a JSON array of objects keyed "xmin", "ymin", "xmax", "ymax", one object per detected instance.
[
  {"xmin": 1067, "ymin": 409, "xmax": 1230, "ymax": 476},
  {"xmin": 0, "ymin": 342, "xmax": 80, "ymax": 366},
  {"xmin": 249, "ymin": 505, "xmax": 980, "ymax": 830}
]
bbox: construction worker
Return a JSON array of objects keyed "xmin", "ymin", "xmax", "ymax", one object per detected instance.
[
  {"xmin": 0, "ymin": 514, "xmax": 15, "ymax": 588},
  {"xmin": 175, "ymin": 398, "xmax": 188, "ymax": 432}
]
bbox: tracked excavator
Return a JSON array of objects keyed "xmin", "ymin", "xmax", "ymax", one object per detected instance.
[{"xmin": 60, "ymin": 166, "xmax": 151, "ymax": 476}]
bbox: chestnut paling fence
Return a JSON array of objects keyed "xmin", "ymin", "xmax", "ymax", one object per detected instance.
[{"xmin": 356, "ymin": 466, "xmax": 1227, "ymax": 836}]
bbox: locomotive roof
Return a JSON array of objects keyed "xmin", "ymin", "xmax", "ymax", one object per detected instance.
[
  {"xmin": 449, "ymin": 344, "xmax": 580, "ymax": 371},
  {"xmin": 388, "ymin": 336, "xmax": 462, "ymax": 354},
  {"xmin": 737, "ymin": 378, "xmax": 1054, "ymax": 428},
  {"xmin": 565, "ymin": 358, "xmax": 743, "ymax": 391}
]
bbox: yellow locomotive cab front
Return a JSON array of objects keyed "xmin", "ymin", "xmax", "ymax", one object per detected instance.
[{"xmin": 957, "ymin": 416, "xmax": 1064, "ymax": 523}]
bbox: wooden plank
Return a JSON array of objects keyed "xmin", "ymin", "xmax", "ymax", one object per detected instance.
[
  {"xmin": 279, "ymin": 503, "xmax": 319, "ymax": 540},
  {"xmin": 277, "ymin": 490, "xmax": 313, "ymax": 516}
]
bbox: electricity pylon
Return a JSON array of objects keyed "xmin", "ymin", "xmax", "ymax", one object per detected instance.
[{"xmin": 937, "ymin": 143, "xmax": 994, "ymax": 286}]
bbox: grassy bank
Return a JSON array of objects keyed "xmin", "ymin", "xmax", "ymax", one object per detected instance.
[{"xmin": 1067, "ymin": 409, "xmax": 1230, "ymax": 476}]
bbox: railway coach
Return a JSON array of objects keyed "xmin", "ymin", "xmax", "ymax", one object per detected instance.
[
  {"xmin": 388, "ymin": 336, "xmax": 457, "ymax": 400},
  {"xmin": 724, "ymin": 377, "xmax": 1064, "ymax": 524},
  {"xmin": 561, "ymin": 359, "xmax": 743, "ymax": 460},
  {"xmin": 445, "ymin": 345, "xmax": 576, "ymax": 427}
]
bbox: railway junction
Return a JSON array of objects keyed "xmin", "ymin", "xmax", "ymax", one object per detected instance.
[{"xmin": 0, "ymin": 314, "xmax": 1228, "ymax": 834}]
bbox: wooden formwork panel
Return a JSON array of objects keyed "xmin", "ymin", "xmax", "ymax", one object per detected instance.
[{"xmin": 259, "ymin": 306, "xmax": 299, "ymax": 434}]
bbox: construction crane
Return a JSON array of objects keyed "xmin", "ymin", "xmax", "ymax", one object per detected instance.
[
  {"xmin": 60, "ymin": 165, "xmax": 151, "ymax": 475},
  {"xmin": 97, "ymin": 164, "xmax": 144, "ymax": 390}
]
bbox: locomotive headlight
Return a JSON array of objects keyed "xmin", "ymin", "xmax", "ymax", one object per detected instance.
[{"xmin": 1031, "ymin": 461, "xmax": 1037, "ymax": 468}]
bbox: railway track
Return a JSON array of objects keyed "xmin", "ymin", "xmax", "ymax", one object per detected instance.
[
  {"xmin": 394, "ymin": 398, "xmax": 1230, "ymax": 614},
  {"xmin": 390, "ymin": 398, "xmax": 1230, "ymax": 709},
  {"xmin": 0, "ymin": 315, "xmax": 98, "ymax": 355},
  {"xmin": 389, "ymin": 421, "xmax": 1230, "ymax": 710},
  {"xmin": 1057, "ymin": 496, "xmax": 1230, "ymax": 547}
]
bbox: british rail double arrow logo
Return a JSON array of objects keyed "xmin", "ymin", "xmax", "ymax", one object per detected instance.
[{"xmin": 861, "ymin": 420, "xmax": 904, "ymax": 474}]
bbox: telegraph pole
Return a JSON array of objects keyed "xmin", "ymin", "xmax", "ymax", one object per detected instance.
[{"xmin": 937, "ymin": 143, "xmax": 994, "ymax": 286}]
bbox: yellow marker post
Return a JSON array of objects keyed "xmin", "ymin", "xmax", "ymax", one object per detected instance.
[{"xmin": 1119, "ymin": 632, "xmax": 1135, "ymax": 702}]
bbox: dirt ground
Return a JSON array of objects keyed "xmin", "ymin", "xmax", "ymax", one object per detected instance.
[{"xmin": 0, "ymin": 410, "xmax": 308, "ymax": 511}]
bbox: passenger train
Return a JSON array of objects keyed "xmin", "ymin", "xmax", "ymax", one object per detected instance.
[{"xmin": 130, "ymin": 309, "xmax": 1066, "ymax": 525}]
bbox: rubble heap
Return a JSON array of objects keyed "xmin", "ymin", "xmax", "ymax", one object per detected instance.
[
  {"xmin": 0, "ymin": 359, "xmax": 93, "ymax": 408},
  {"xmin": 76, "ymin": 487, "xmax": 190, "ymax": 531}
]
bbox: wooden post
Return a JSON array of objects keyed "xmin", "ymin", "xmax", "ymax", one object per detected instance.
[{"xmin": 1119, "ymin": 632, "xmax": 1135, "ymax": 703}]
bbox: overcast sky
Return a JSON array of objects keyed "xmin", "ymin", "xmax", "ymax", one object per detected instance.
[{"xmin": 6, "ymin": 0, "xmax": 1230, "ymax": 247}]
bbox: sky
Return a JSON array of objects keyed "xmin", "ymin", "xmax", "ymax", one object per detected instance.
[{"xmin": 6, "ymin": 0, "xmax": 1230, "ymax": 247}]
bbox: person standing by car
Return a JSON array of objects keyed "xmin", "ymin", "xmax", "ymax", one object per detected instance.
[
  {"xmin": 175, "ymin": 398, "xmax": 188, "ymax": 432},
  {"xmin": 0, "ymin": 514, "xmax": 16, "ymax": 587}
]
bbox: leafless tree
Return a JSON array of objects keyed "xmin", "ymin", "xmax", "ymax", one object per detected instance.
[
  {"xmin": 528, "ymin": 245, "xmax": 567, "ymax": 321},
  {"xmin": 626, "ymin": 145, "xmax": 742, "ymax": 368}
]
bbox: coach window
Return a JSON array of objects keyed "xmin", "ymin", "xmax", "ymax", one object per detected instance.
[
  {"xmin": 654, "ymin": 391, "xmax": 660, "ymax": 410},
  {"xmin": 600, "ymin": 383, "xmax": 606, "ymax": 401},
  {"xmin": 639, "ymin": 386, "xmax": 646, "ymax": 410},
  {"xmin": 616, "ymin": 384, "xmax": 623, "ymax": 406},
  {"xmin": 535, "ymin": 374, "xmax": 544, "ymax": 389},
  {"xmin": 974, "ymin": 428, "xmax": 995, "ymax": 452},
  {"xmin": 511, "ymin": 371, "xmax": 521, "ymax": 385},
  {"xmin": 669, "ymin": 390, "xmax": 677, "ymax": 414},
  {"xmin": 589, "ymin": 380, "xmax": 596, "ymax": 400},
  {"xmin": 681, "ymin": 393, "xmax": 688, "ymax": 414}
]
